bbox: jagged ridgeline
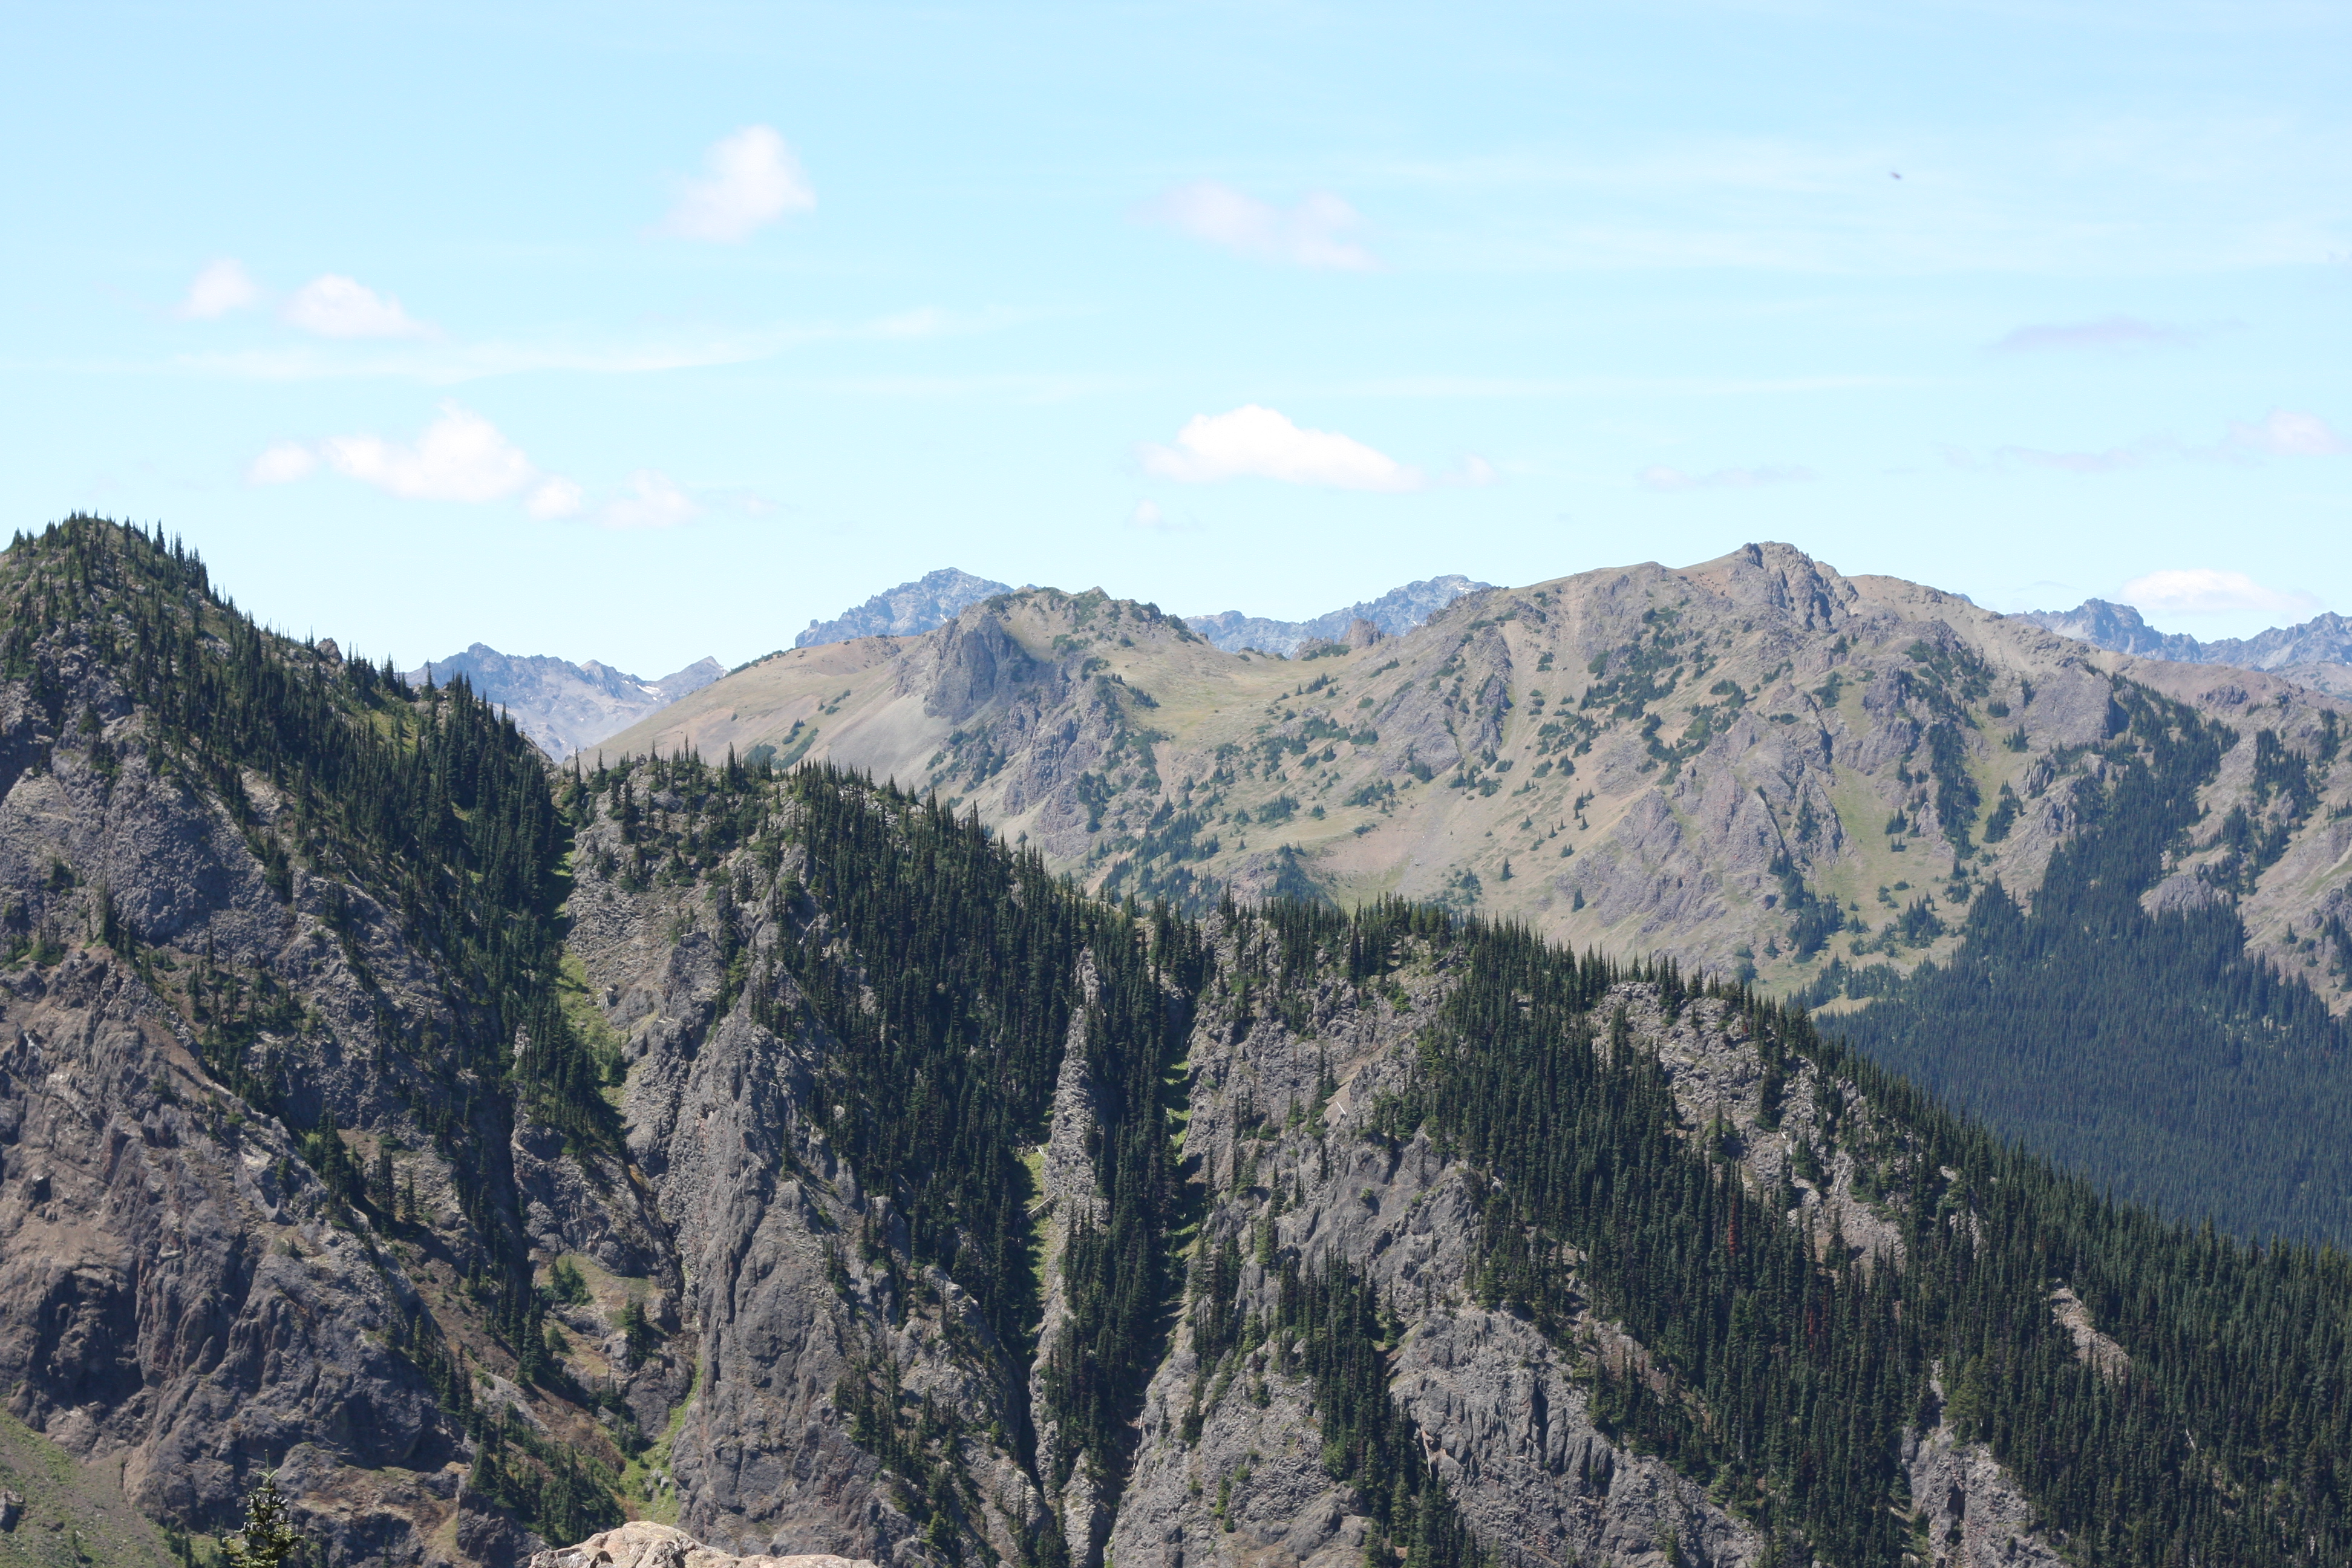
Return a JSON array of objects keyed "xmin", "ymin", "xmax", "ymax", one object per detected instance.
[
  {"xmin": 1809, "ymin": 681, "xmax": 2352, "ymax": 1243},
  {"xmin": 583, "ymin": 752, "xmax": 2347, "ymax": 1568}
]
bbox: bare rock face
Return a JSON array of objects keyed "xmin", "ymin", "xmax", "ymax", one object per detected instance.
[
  {"xmin": 0, "ymin": 560, "xmax": 581, "ymax": 1564},
  {"xmin": 1904, "ymin": 1418, "xmax": 2065, "ymax": 1568},
  {"xmin": 917, "ymin": 613, "xmax": 1042, "ymax": 725},
  {"xmin": 528, "ymin": 1519, "xmax": 880, "ymax": 1568},
  {"xmin": 1183, "ymin": 576, "xmax": 1491, "ymax": 656},
  {"xmin": 796, "ymin": 569, "xmax": 1016, "ymax": 650}
]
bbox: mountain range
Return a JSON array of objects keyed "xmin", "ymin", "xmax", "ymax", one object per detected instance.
[
  {"xmin": 1179, "ymin": 573, "xmax": 1492, "ymax": 655},
  {"xmin": 2020, "ymin": 597, "xmax": 2352, "ymax": 697},
  {"xmin": 3, "ymin": 518, "xmax": 2350, "ymax": 1568},
  {"xmin": 787, "ymin": 567, "xmax": 1490, "ymax": 658},
  {"xmin": 440, "ymin": 570, "xmax": 1487, "ymax": 765},
  {"xmin": 601, "ymin": 541, "xmax": 2352, "ymax": 1243},
  {"xmin": 404, "ymin": 644, "xmax": 723, "ymax": 762}
]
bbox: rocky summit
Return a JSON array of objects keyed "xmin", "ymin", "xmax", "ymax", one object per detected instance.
[{"xmin": 2, "ymin": 518, "xmax": 2350, "ymax": 1568}]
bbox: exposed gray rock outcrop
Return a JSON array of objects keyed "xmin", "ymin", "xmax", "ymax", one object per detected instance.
[
  {"xmin": 796, "ymin": 570, "xmax": 1016, "ymax": 650},
  {"xmin": 407, "ymin": 644, "xmax": 723, "ymax": 760},
  {"xmin": 1185, "ymin": 575, "xmax": 1492, "ymax": 656}
]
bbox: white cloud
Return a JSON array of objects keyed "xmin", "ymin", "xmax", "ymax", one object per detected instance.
[
  {"xmin": 284, "ymin": 274, "xmax": 432, "ymax": 339},
  {"xmin": 2228, "ymin": 408, "xmax": 2348, "ymax": 457},
  {"xmin": 178, "ymin": 259, "xmax": 261, "ymax": 320},
  {"xmin": 1139, "ymin": 405, "xmax": 1421, "ymax": 491},
  {"xmin": 319, "ymin": 403, "xmax": 543, "ymax": 502},
  {"xmin": 1129, "ymin": 499, "xmax": 1200, "ymax": 533},
  {"xmin": 662, "ymin": 126, "xmax": 815, "ymax": 242},
  {"xmin": 249, "ymin": 407, "xmax": 713, "ymax": 526},
  {"xmin": 526, "ymin": 476, "xmax": 586, "ymax": 519},
  {"xmin": 247, "ymin": 441, "xmax": 316, "ymax": 485},
  {"xmin": 1991, "ymin": 316, "xmax": 2194, "ymax": 353},
  {"xmin": 601, "ymin": 470, "xmax": 699, "ymax": 529},
  {"xmin": 1139, "ymin": 181, "xmax": 1378, "ymax": 270},
  {"xmin": 1639, "ymin": 463, "xmax": 1816, "ymax": 491},
  {"xmin": 2122, "ymin": 567, "xmax": 2322, "ymax": 618}
]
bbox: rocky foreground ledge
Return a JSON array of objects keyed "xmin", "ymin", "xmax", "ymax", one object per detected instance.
[{"xmin": 527, "ymin": 1521, "xmax": 879, "ymax": 1568}]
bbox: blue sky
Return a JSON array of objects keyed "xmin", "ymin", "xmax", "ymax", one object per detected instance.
[{"xmin": 4, "ymin": 1, "xmax": 2347, "ymax": 675}]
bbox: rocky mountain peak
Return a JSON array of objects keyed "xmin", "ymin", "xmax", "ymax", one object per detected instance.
[
  {"xmin": 794, "ymin": 567, "xmax": 1015, "ymax": 648},
  {"xmin": 403, "ymin": 644, "xmax": 722, "ymax": 761}
]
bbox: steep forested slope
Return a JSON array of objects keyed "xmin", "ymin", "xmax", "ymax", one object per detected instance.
[{"xmin": 560, "ymin": 750, "xmax": 2352, "ymax": 1568}]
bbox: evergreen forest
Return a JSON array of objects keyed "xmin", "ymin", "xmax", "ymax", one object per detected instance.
[{"xmin": 1810, "ymin": 681, "xmax": 2352, "ymax": 1244}]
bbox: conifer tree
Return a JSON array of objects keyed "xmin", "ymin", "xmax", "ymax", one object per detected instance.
[{"xmin": 223, "ymin": 1471, "xmax": 304, "ymax": 1568}]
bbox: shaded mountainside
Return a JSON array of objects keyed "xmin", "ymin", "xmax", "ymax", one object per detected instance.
[
  {"xmin": 1183, "ymin": 575, "xmax": 1491, "ymax": 655},
  {"xmin": 606, "ymin": 545, "xmax": 2352, "ymax": 1012},
  {"xmin": 405, "ymin": 644, "xmax": 722, "ymax": 762}
]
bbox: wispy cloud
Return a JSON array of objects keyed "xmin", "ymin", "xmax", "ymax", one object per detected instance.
[
  {"xmin": 1638, "ymin": 463, "xmax": 1817, "ymax": 491},
  {"xmin": 2228, "ymin": 408, "xmax": 2347, "ymax": 456},
  {"xmin": 1129, "ymin": 499, "xmax": 1199, "ymax": 533},
  {"xmin": 2121, "ymin": 567, "xmax": 2321, "ymax": 617},
  {"xmin": 661, "ymin": 126, "xmax": 814, "ymax": 242},
  {"xmin": 1139, "ymin": 405, "xmax": 1421, "ymax": 491},
  {"xmin": 525, "ymin": 477, "xmax": 586, "ymax": 520},
  {"xmin": 600, "ymin": 470, "xmax": 699, "ymax": 529},
  {"xmin": 177, "ymin": 259, "xmax": 260, "ymax": 320},
  {"xmin": 247, "ymin": 406, "xmax": 726, "ymax": 530},
  {"xmin": 284, "ymin": 274, "xmax": 433, "ymax": 339},
  {"xmin": 1950, "ymin": 440, "xmax": 2172, "ymax": 474},
  {"xmin": 1365, "ymin": 114, "xmax": 2352, "ymax": 276},
  {"xmin": 1324, "ymin": 373, "xmax": 1910, "ymax": 399},
  {"xmin": 1138, "ymin": 181, "xmax": 1378, "ymax": 270},
  {"xmin": 1945, "ymin": 408, "xmax": 2347, "ymax": 474},
  {"xmin": 246, "ymin": 441, "xmax": 315, "ymax": 484},
  {"xmin": 1991, "ymin": 315, "xmax": 2197, "ymax": 352}
]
